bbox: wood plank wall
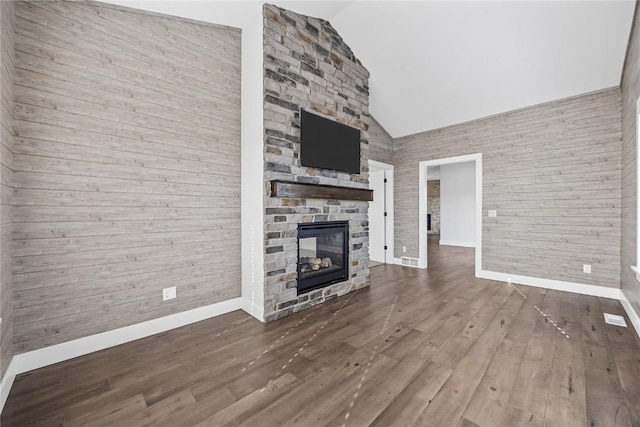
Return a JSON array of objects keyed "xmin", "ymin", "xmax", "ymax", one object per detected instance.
[
  {"xmin": 0, "ymin": 0, "xmax": 15, "ymax": 379},
  {"xmin": 393, "ymin": 88, "xmax": 622, "ymax": 288},
  {"xmin": 368, "ymin": 116, "xmax": 393, "ymax": 165},
  {"xmin": 621, "ymin": 4, "xmax": 640, "ymax": 315},
  {"xmin": 11, "ymin": 1, "xmax": 242, "ymax": 353}
]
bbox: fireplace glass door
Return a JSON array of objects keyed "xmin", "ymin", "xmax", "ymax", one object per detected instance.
[{"xmin": 297, "ymin": 221, "xmax": 349, "ymax": 294}]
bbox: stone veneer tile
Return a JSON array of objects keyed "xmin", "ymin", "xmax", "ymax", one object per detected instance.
[{"xmin": 262, "ymin": 4, "xmax": 371, "ymax": 322}]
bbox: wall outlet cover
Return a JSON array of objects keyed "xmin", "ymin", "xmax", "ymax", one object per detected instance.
[
  {"xmin": 162, "ymin": 286, "xmax": 177, "ymax": 301},
  {"xmin": 402, "ymin": 246, "xmax": 407, "ymax": 253},
  {"xmin": 488, "ymin": 210, "xmax": 497, "ymax": 217},
  {"xmin": 583, "ymin": 264, "xmax": 591, "ymax": 274}
]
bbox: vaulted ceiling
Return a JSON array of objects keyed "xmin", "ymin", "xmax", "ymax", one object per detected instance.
[{"xmin": 102, "ymin": 1, "xmax": 636, "ymax": 138}]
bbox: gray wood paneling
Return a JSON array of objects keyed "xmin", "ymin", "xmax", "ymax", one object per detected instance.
[
  {"xmin": 11, "ymin": 1, "xmax": 241, "ymax": 353},
  {"xmin": 621, "ymin": 4, "xmax": 640, "ymax": 317},
  {"xmin": 0, "ymin": 0, "xmax": 15, "ymax": 379},
  {"xmin": 393, "ymin": 88, "xmax": 622, "ymax": 288},
  {"xmin": 369, "ymin": 116, "xmax": 393, "ymax": 165}
]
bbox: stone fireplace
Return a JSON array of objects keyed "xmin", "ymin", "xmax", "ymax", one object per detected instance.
[
  {"xmin": 297, "ymin": 221, "xmax": 349, "ymax": 294},
  {"xmin": 262, "ymin": 4, "xmax": 371, "ymax": 322}
]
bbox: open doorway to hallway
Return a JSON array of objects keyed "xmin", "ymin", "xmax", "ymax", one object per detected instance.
[
  {"xmin": 426, "ymin": 161, "xmax": 476, "ymax": 271},
  {"xmin": 426, "ymin": 166, "xmax": 441, "ymax": 258},
  {"xmin": 419, "ymin": 154, "xmax": 482, "ymax": 276}
]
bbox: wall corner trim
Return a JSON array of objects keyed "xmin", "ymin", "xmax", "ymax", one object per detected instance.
[
  {"xmin": 0, "ymin": 297, "xmax": 244, "ymax": 414},
  {"xmin": 620, "ymin": 290, "xmax": 640, "ymax": 339},
  {"xmin": 477, "ymin": 270, "xmax": 622, "ymax": 300},
  {"xmin": 242, "ymin": 297, "xmax": 265, "ymax": 322}
]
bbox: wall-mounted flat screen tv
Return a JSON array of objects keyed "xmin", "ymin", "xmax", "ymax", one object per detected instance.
[{"xmin": 300, "ymin": 109, "xmax": 361, "ymax": 174}]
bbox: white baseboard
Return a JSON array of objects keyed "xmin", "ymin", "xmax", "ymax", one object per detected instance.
[
  {"xmin": 242, "ymin": 297, "xmax": 265, "ymax": 322},
  {"xmin": 477, "ymin": 270, "xmax": 621, "ymax": 300},
  {"xmin": 0, "ymin": 359, "xmax": 16, "ymax": 412},
  {"xmin": 439, "ymin": 240, "xmax": 475, "ymax": 248},
  {"xmin": 620, "ymin": 290, "xmax": 640, "ymax": 339},
  {"xmin": 0, "ymin": 297, "xmax": 244, "ymax": 413}
]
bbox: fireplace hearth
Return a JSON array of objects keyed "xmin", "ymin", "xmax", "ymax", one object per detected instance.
[{"xmin": 297, "ymin": 221, "xmax": 349, "ymax": 295}]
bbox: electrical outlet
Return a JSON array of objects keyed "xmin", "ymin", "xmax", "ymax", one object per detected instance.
[
  {"xmin": 583, "ymin": 264, "xmax": 591, "ymax": 274},
  {"xmin": 488, "ymin": 210, "xmax": 497, "ymax": 218},
  {"xmin": 402, "ymin": 246, "xmax": 407, "ymax": 253},
  {"xmin": 162, "ymin": 286, "xmax": 176, "ymax": 301}
]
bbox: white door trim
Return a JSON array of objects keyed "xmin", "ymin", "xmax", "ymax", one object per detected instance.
[
  {"xmin": 418, "ymin": 153, "xmax": 482, "ymax": 275},
  {"xmin": 369, "ymin": 160, "xmax": 394, "ymax": 264}
]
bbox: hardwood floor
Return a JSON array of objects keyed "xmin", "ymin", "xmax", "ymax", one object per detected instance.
[{"xmin": 3, "ymin": 238, "xmax": 640, "ymax": 426}]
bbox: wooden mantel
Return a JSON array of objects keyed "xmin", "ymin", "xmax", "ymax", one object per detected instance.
[{"xmin": 270, "ymin": 180, "xmax": 373, "ymax": 201}]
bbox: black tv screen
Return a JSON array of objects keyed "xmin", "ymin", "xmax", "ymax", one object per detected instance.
[{"xmin": 300, "ymin": 109, "xmax": 361, "ymax": 174}]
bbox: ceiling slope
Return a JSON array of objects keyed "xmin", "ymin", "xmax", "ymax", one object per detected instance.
[{"xmin": 330, "ymin": 1, "xmax": 635, "ymax": 137}]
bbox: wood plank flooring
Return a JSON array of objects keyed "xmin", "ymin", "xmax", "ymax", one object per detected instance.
[{"xmin": 3, "ymin": 237, "xmax": 640, "ymax": 426}]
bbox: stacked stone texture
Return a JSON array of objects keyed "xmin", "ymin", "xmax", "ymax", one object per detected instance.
[
  {"xmin": 427, "ymin": 180, "xmax": 441, "ymax": 234},
  {"xmin": 262, "ymin": 4, "xmax": 371, "ymax": 322}
]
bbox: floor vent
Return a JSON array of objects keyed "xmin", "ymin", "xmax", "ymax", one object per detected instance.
[
  {"xmin": 400, "ymin": 257, "xmax": 419, "ymax": 267},
  {"xmin": 603, "ymin": 313, "xmax": 627, "ymax": 327}
]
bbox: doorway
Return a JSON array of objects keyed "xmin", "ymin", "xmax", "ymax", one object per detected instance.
[
  {"xmin": 418, "ymin": 154, "xmax": 482, "ymax": 276},
  {"xmin": 368, "ymin": 160, "xmax": 394, "ymax": 266},
  {"xmin": 426, "ymin": 166, "xmax": 441, "ymax": 254}
]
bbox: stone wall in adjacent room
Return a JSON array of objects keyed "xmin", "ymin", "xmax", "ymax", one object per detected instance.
[
  {"xmin": 262, "ymin": 4, "xmax": 370, "ymax": 322},
  {"xmin": 427, "ymin": 180, "xmax": 440, "ymax": 234}
]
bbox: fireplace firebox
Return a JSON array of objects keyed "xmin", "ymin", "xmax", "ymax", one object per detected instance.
[{"xmin": 297, "ymin": 221, "xmax": 349, "ymax": 295}]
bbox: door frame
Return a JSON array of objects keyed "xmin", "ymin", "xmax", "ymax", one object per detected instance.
[
  {"xmin": 418, "ymin": 153, "xmax": 482, "ymax": 276},
  {"xmin": 369, "ymin": 160, "xmax": 394, "ymax": 264}
]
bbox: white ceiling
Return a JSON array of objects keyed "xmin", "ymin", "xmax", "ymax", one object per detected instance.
[
  {"xmin": 331, "ymin": 1, "xmax": 635, "ymax": 137},
  {"xmin": 101, "ymin": 1, "xmax": 636, "ymax": 138}
]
